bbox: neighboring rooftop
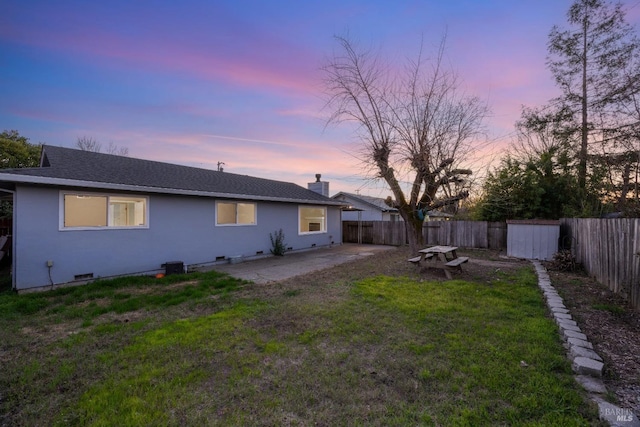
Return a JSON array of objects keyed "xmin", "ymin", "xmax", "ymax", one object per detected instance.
[
  {"xmin": 332, "ymin": 191, "xmax": 453, "ymax": 218},
  {"xmin": 332, "ymin": 192, "xmax": 398, "ymax": 212},
  {"xmin": 0, "ymin": 145, "xmax": 344, "ymax": 205}
]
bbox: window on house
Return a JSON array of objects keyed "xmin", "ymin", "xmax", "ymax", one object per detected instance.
[
  {"xmin": 299, "ymin": 206, "xmax": 326, "ymax": 234},
  {"xmin": 62, "ymin": 193, "xmax": 148, "ymax": 229},
  {"xmin": 216, "ymin": 201, "xmax": 256, "ymax": 225},
  {"xmin": 109, "ymin": 197, "xmax": 147, "ymax": 226},
  {"xmin": 63, "ymin": 195, "xmax": 107, "ymax": 227}
]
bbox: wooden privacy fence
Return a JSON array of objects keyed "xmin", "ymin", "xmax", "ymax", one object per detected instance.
[
  {"xmin": 561, "ymin": 218, "xmax": 640, "ymax": 312},
  {"xmin": 425, "ymin": 221, "xmax": 506, "ymax": 249},
  {"xmin": 342, "ymin": 220, "xmax": 507, "ymax": 250},
  {"xmin": 342, "ymin": 221, "xmax": 406, "ymax": 246}
]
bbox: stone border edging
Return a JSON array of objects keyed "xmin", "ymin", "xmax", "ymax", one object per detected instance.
[{"xmin": 531, "ymin": 261, "xmax": 639, "ymax": 427}]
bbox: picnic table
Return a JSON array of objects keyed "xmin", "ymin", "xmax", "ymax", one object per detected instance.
[{"xmin": 408, "ymin": 245, "xmax": 469, "ymax": 279}]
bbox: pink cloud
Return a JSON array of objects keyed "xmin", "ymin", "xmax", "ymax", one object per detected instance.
[{"xmin": 1, "ymin": 14, "xmax": 322, "ymax": 99}]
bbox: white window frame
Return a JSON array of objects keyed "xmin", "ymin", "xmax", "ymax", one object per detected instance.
[
  {"xmin": 298, "ymin": 205, "xmax": 327, "ymax": 235},
  {"xmin": 59, "ymin": 191, "xmax": 149, "ymax": 230},
  {"xmin": 215, "ymin": 201, "xmax": 257, "ymax": 226}
]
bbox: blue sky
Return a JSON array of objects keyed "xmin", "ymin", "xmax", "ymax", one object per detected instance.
[{"xmin": 2, "ymin": 1, "xmax": 639, "ymax": 196}]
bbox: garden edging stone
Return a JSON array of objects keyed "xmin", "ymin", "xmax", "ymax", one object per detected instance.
[{"xmin": 532, "ymin": 261, "xmax": 639, "ymax": 427}]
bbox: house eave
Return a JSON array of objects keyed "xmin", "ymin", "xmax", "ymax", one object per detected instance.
[
  {"xmin": 0, "ymin": 173, "xmax": 347, "ymax": 206},
  {"xmin": 332, "ymin": 191, "xmax": 398, "ymax": 213}
]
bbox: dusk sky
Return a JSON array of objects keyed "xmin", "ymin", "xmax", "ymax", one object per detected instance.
[{"xmin": 2, "ymin": 1, "xmax": 640, "ymax": 197}]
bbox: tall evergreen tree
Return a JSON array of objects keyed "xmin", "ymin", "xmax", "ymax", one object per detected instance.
[{"xmin": 547, "ymin": 0, "xmax": 638, "ymax": 191}]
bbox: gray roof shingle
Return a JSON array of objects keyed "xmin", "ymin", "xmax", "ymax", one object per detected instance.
[
  {"xmin": 332, "ymin": 192, "xmax": 397, "ymax": 212},
  {"xmin": 0, "ymin": 145, "xmax": 342, "ymax": 205}
]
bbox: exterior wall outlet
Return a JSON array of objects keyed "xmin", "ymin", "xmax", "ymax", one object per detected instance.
[{"xmin": 46, "ymin": 260, "xmax": 54, "ymax": 267}]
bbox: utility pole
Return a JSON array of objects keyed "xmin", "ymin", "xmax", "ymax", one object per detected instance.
[{"xmin": 217, "ymin": 161, "xmax": 225, "ymax": 172}]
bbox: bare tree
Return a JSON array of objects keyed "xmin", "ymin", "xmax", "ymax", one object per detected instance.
[
  {"xmin": 76, "ymin": 136, "xmax": 129, "ymax": 156},
  {"xmin": 514, "ymin": 106, "xmax": 575, "ymax": 162},
  {"xmin": 105, "ymin": 142, "xmax": 129, "ymax": 156},
  {"xmin": 76, "ymin": 136, "xmax": 102, "ymax": 153},
  {"xmin": 323, "ymin": 35, "xmax": 488, "ymax": 253}
]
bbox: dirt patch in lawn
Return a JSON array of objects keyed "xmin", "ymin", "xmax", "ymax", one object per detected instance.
[
  {"xmin": 123, "ymin": 280, "xmax": 200, "ymax": 295},
  {"xmin": 19, "ymin": 322, "xmax": 82, "ymax": 348}
]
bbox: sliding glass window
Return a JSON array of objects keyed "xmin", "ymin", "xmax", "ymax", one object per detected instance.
[{"xmin": 62, "ymin": 193, "xmax": 148, "ymax": 229}]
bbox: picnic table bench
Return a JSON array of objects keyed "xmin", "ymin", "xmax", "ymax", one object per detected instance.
[
  {"xmin": 408, "ymin": 253, "xmax": 434, "ymax": 264},
  {"xmin": 408, "ymin": 245, "xmax": 469, "ymax": 279},
  {"xmin": 445, "ymin": 257, "xmax": 469, "ymax": 268}
]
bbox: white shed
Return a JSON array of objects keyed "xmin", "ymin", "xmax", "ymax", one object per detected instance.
[{"xmin": 507, "ymin": 220, "xmax": 560, "ymax": 261}]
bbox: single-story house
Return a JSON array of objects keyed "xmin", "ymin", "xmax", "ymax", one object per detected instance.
[
  {"xmin": 331, "ymin": 192, "xmax": 452, "ymax": 222},
  {"xmin": 331, "ymin": 192, "xmax": 401, "ymax": 222},
  {"xmin": 0, "ymin": 145, "xmax": 346, "ymax": 291}
]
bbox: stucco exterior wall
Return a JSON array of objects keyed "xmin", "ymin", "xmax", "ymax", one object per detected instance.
[{"xmin": 13, "ymin": 185, "xmax": 342, "ymax": 290}]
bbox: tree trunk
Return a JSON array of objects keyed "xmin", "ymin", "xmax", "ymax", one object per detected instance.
[
  {"xmin": 399, "ymin": 207, "xmax": 424, "ymax": 254},
  {"xmin": 579, "ymin": 12, "xmax": 589, "ymax": 191},
  {"xmin": 619, "ymin": 162, "xmax": 631, "ymax": 211}
]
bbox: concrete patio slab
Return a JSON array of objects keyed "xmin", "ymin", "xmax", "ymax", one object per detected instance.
[{"xmin": 207, "ymin": 243, "xmax": 396, "ymax": 284}]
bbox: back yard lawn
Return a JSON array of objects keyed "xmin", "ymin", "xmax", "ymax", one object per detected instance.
[{"xmin": 0, "ymin": 249, "xmax": 604, "ymax": 426}]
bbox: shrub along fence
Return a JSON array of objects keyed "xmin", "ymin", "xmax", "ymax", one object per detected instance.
[
  {"xmin": 342, "ymin": 220, "xmax": 507, "ymax": 250},
  {"xmin": 561, "ymin": 218, "xmax": 640, "ymax": 312}
]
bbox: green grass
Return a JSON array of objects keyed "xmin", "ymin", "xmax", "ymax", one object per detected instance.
[
  {"xmin": 0, "ymin": 267, "xmax": 602, "ymax": 426},
  {"xmin": 0, "ymin": 270, "xmax": 239, "ymax": 321},
  {"xmin": 592, "ymin": 303, "xmax": 626, "ymax": 316}
]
